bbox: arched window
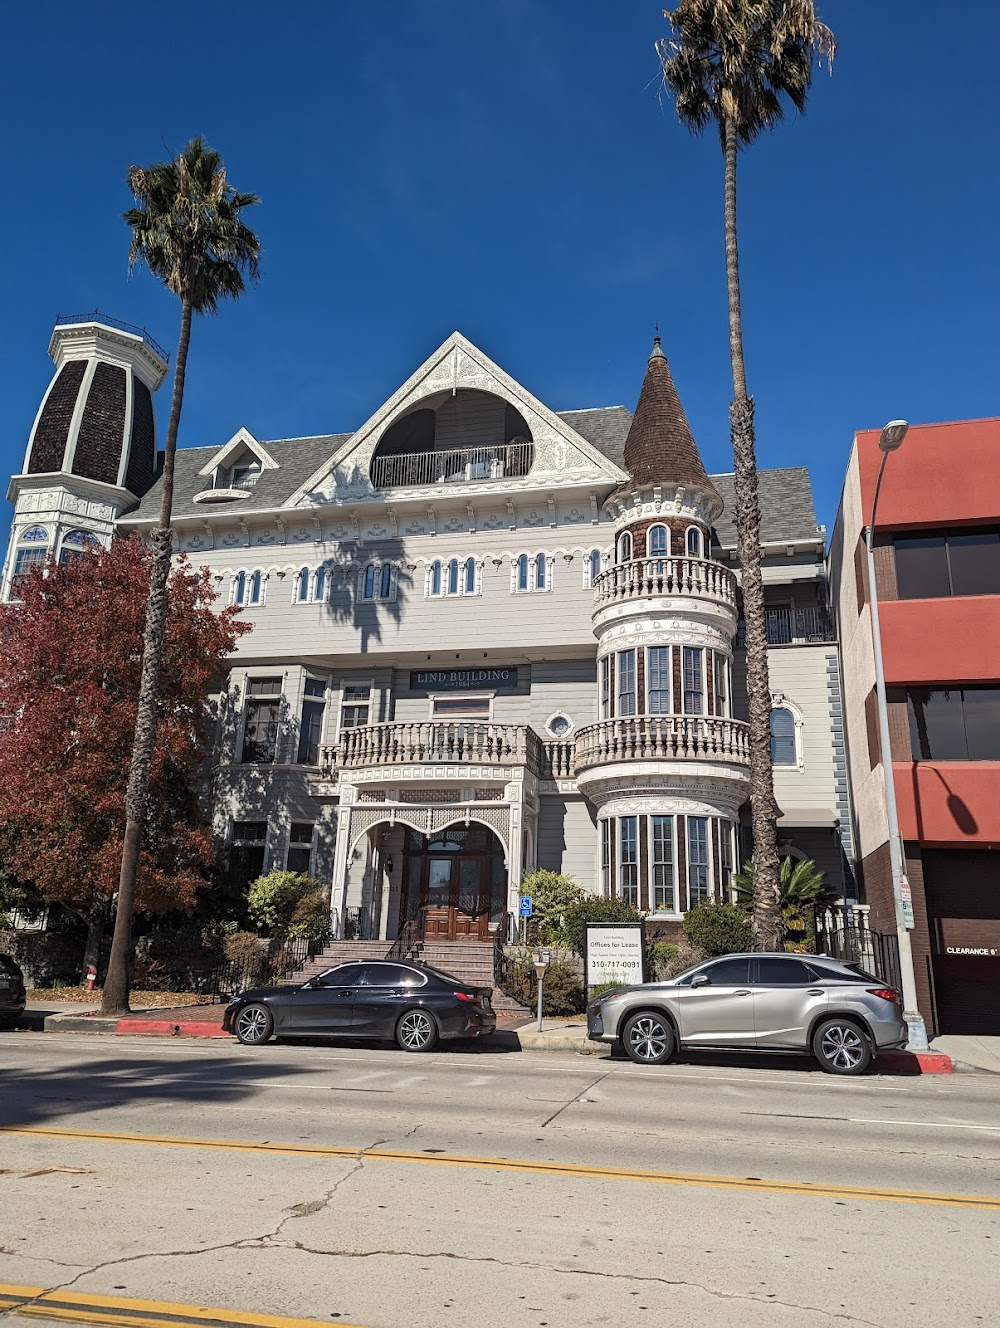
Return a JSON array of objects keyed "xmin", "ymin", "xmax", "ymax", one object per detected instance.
[
  {"xmin": 12, "ymin": 526, "xmax": 49, "ymax": 589},
  {"xmin": 295, "ymin": 568, "xmax": 309, "ymax": 603},
  {"xmin": 314, "ymin": 566, "xmax": 326, "ymax": 603},
  {"xmin": 464, "ymin": 557, "xmax": 477, "ymax": 594},
  {"xmin": 232, "ymin": 571, "xmax": 247, "ymax": 606},
  {"xmin": 447, "ymin": 558, "xmax": 460, "ymax": 596},
  {"xmin": 429, "ymin": 559, "xmax": 442, "ymax": 596},
  {"xmin": 616, "ymin": 530, "xmax": 632, "ymax": 563},
  {"xmin": 361, "ymin": 562, "xmax": 394, "ymax": 602},
  {"xmin": 380, "ymin": 564, "xmax": 393, "ymax": 599},
  {"xmin": 535, "ymin": 552, "xmax": 547, "ymax": 590},
  {"xmin": 363, "ymin": 564, "xmax": 376, "ymax": 600},
  {"xmin": 248, "ymin": 571, "xmax": 263, "ymax": 606},
  {"xmin": 587, "ymin": 548, "xmax": 602, "ymax": 586},
  {"xmin": 517, "ymin": 554, "xmax": 529, "ymax": 592},
  {"xmin": 58, "ymin": 530, "xmax": 100, "ymax": 566},
  {"xmin": 770, "ymin": 707, "xmax": 797, "ymax": 765},
  {"xmin": 648, "ymin": 525, "xmax": 669, "ymax": 557},
  {"xmin": 686, "ymin": 526, "xmax": 703, "ymax": 557}
]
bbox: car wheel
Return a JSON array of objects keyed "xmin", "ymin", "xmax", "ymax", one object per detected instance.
[
  {"xmin": 234, "ymin": 1002, "xmax": 274, "ymax": 1046},
  {"xmin": 395, "ymin": 1008, "xmax": 439, "ymax": 1053},
  {"xmin": 621, "ymin": 1010, "xmax": 675, "ymax": 1066},
  {"xmin": 812, "ymin": 1018, "xmax": 872, "ymax": 1075}
]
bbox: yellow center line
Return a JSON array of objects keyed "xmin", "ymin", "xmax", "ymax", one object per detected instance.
[
  {"xmin": 2, "ymin": 1123, "xmax": 998, "ymax": 1212},
  {"xmin": 0, "ymin": 1283, "xmax": 365, "ymax": 1328}
]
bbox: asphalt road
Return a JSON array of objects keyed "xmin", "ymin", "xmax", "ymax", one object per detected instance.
[{"xmin": 1, "ymin": 1030, "xmax": 998, "ymax": 1328}]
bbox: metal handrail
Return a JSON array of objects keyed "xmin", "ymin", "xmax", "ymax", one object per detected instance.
[
  {"xmin": 387, "ymin": 917, "xmax": 421, "ymax": 961},
  {"xmin": 371, "ymin": 440, "xmax": 534, "ymax": 490},
  {"xmin": 55, "ymin": 311, "xmax": 170, "ymax": 363}
]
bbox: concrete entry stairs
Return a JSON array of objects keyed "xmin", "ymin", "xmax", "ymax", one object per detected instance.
[{"xmin": 290, "ymin": 939, "xmax": 531, "ymax": 1017}]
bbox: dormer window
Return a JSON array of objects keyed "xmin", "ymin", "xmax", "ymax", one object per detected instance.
[{"xmin": 230, "ymin": 458, "xmax": 262, "ymax": 491}]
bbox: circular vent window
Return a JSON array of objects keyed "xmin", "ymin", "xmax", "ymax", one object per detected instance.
[{"xmin": 547, "ymin": 714, "xmax": 572, "ymax": 737}]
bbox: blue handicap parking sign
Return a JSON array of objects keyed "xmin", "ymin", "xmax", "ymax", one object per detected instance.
[{"xmin": 518, "ymin": 895, "xmax": 533, "ymax": 918}]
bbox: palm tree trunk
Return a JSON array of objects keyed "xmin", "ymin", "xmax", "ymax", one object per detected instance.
[
  {"xmin": 723, "ymin": 116, "xmax": 783, "ymax": 952},
  {"xmin": 101, "ymin": 297, "xmax": 193, "ymax": 1016}
]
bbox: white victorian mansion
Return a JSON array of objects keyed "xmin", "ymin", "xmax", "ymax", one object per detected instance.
[{"xmin": 2, "ymin": 315, "xmax": 849, "ymax": 954}]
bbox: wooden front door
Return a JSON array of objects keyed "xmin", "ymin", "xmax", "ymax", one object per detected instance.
[{"xmin": 420, "ymin": 854, "xmax": 489, "ymax": 941}]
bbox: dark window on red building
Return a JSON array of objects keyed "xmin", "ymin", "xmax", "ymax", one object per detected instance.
[
  {"xmin": 894, "ymin": 529, "xmax": 1000, "ymax": 599},
  {"xmin": 907, "ymin": 686, "xmax": 1000, "ymax": 760}
]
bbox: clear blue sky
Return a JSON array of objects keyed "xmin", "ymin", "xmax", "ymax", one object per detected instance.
[{"xmin": 1, "ymin": 1, "xmax": 997, "ymax": 545}]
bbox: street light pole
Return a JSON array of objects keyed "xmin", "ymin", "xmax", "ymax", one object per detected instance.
[{"xmin": 865, "ymin": 420, "xmax": 928, "ymax": 1051}]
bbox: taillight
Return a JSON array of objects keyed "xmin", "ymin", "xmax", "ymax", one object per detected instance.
[
  {"xmin": 868, "ymin": 987, "xmax": 900, "ymax": 1004},
  {"xmin": 455, "ymin": 991, "xmax": 477, "ymax": 1003}
]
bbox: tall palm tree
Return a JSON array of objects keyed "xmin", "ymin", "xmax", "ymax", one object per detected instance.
[
  {"xmin": 657, "ymin": 1, "xmax": 835, "ymax": 951},
  {"xmin": 101, "ymin": 138, "xmax": 260, "ymax": 1015}
]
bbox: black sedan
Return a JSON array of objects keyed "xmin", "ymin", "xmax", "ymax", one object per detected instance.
[
  {"xmin": 0, "ymin": 954, "xmax": 26, "ymax": 1028},
  {"xmin": 222, "ymin": 959, "xmax": 496, "ymax": 1051}
]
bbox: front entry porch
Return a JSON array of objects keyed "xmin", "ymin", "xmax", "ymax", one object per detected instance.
[{"xmin": 401, "ymin": 826, "xmax": 507, "ymax": 942}]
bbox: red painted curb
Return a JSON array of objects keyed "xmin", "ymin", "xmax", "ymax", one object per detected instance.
[
  {"xmin": 875, "ymin": 1050, "xmax": 954, "ymax": 1075},
  {"xmin": 116, "ymin": 1019, "xmax": 228, "ymax": 1038}
]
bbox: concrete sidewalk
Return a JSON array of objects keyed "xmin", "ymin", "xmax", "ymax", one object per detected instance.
[
  {"xmin": 932, "ymin": 1035, "xmax": 1000, "ymax": 1075},
  {"xmin": 37, "ymin": 1000, "xmax": 228, "ymax": 1037}
]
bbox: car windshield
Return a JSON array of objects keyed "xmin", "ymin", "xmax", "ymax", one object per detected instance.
[{"xmin": 0, "ymin": 955, "xmax": 20, "ymax": 975}]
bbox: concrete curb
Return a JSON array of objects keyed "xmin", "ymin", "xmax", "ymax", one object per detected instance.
[
  {"xmin": 875, "ymin": 1051, "xmax": 954, "ymax": 1075},
  {"xmin": 41, "ymin": 1011, "xmax": 228, "ymax": 1038},
  {"xmin": 118, "ymin": 1019, "xmax": 228, "ymax": 1038}
]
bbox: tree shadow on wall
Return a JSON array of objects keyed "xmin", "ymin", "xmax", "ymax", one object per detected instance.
[{"xmin": 310, "ymin": 468, "xmax": 412, "ymax": 655}]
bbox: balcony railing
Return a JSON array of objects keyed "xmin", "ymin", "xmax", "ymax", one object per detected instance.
[
  {"xmin": 574, "ymin": 715, "xmax": 750, "ymax": 773},
  {"xmin": 318, "ymin": 722, "xmax": 543, "ymax": 775},
  {"xmin": 370, "ymin": 440, "xmax": 534, "ymax": 490},
  {"xmin": 539, "ymin": 739, "xmax": 576, "ymax": 780},
  {"xmin": 736, "ymin": 606, "xmax": 837, "ymax": 647},
  {"xmin": 593, "ymin": 557, "xmax": 737, "ymax": 610}
]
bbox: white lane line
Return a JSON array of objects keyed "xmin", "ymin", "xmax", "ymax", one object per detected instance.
[{"xmin": 744, "ymin": 1111, "xmax": 1000, "ymax": 1133}]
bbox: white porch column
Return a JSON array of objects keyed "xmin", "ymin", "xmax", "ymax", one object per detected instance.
[{"xmin": 329, "ymin": 789, "xmax": 354, "ymax": 939}]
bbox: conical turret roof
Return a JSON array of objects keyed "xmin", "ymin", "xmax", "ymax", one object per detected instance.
[{"xmin": 622, "ymin": 337, "xmax": 721, "ymax": 506}]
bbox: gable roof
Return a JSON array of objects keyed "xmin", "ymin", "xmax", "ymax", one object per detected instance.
[
  {"xmin": 119, "ymin": 434, "xmax": 350, "ymax": 522},
  {"xmin": 711, "ymin": 467, "xmax": 822, "ymax": 548}
]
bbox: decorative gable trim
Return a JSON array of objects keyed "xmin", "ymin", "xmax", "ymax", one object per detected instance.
[
  {"xmin": 198, "ymin": 427, "xmax": 279, "ymax": 477},
  {"xmin": 283, "ymin": 332, "xmax": 627, "ymax": 509}
]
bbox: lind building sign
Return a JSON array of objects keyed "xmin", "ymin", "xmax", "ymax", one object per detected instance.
[{"xmin": 410, "ymin": 667, "xmax": 519, "ymax": 691}]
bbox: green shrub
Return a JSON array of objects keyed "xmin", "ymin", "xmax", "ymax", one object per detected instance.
[
  {"xmin": 503, "ymin": 957, "xmax": 584, "ymax": 1015},
  {"xmin": 659, "ymin": 941, "xmax": 704, "ymax": 979},
  {"xmin": 682, "ymin": 902, "xmax": 752, "ymax": 957},
  {"xmin": 646, "ymin": 941, "xmax": 679, "ymax": 980},
  {"xmin": 563, "ymin": 896, "xmax": 644, "ymax": 958},
  {"xmin": 287, "ymin": 888, "xmax": 332, "ymax": 941},
  {"xmin": 247, "ymin": 871, "xmax": 322, "ymax": 939},
  {"xmin": 519, "ymin": 870, "xmax": 584, "ymax": 944},
  {"xmin": 587, "ymin": 979, "xmax": 626, "ymax": 1000}
]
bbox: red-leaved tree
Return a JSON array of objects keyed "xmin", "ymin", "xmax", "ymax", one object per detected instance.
[{"xmin": 0, "ymin": 536, "xmax": 249, "ymax": 979}]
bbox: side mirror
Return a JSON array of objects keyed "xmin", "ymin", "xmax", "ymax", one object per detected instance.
[
  {"xmin": 306, "ymin": 976, "xmax": 326, "ymax": 989},
  {"xmin": 691, "ymin": 973, "xmax": 710, "ymax": 988}
]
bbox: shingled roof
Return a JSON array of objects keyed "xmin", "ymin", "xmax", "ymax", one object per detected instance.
[{"xmin": 621, "ymin": 338, "xmax": 721, "ymax": 506}]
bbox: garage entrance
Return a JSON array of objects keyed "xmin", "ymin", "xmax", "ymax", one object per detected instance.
[{"xmin": 923, "ymin": 849, "xmax": 1000, "ymax": 1035}]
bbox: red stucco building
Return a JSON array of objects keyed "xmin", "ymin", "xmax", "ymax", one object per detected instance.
[{"xmin": 831, "ymin": 417, "xmax": 1000, "ymax": 1035}]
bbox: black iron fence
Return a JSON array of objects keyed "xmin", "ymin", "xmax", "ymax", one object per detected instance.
[
  {"xmin": 814, "ymin": 909, "xmax": 901, "ymax": 991},
  {"xmin": 212, "ymin": 936, "xmax": 326, "ymax": 997}
]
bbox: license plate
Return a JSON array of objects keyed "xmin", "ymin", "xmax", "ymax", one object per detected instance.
[{"xmin": 0, "ymin": 979, "xmax": 11, "ymax": 989}]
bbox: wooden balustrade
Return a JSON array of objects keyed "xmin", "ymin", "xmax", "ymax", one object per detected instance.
[
  {"xmin": 539, "ymin": 739, "xmax": 576, "ymax": 779},
  {"xmin": 574, "ymin": 714, "xmax": 750, "ymax": 772},
  {"xmin": 593, "ymin": 556, "xmax": 737, "ymax": 609}
]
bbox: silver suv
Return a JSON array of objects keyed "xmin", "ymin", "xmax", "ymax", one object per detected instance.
[{"xmin": 587, "ymin": 953, "xmax": 908, "ymax": 1075}]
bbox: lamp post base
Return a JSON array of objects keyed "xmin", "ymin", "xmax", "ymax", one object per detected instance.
[{"xmin": 904, "ymin": 1009, "xmax": 929, "ymax": 1052}]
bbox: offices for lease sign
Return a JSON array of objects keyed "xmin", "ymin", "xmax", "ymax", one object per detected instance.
[{"xmin": 585, "ymin": 924, "xmax": 645, "ymax": 986}]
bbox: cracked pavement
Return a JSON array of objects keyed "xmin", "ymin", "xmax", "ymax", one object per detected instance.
[{"xmin": 1, "ymin": 1032, "xmax": 998, "ymax": 1326}]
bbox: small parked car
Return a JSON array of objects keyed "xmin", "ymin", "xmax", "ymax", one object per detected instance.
[
  {"xmin": 587, "ymin": 952, "xmax": 908, "ymax": 1075},
  {"xmin": 223, "ymin": 959, "xmax": 496, "ymax": 1051},
  {"xmin": 0, "ymin": 954, "xmax": 27, "ymax": 1029}
]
